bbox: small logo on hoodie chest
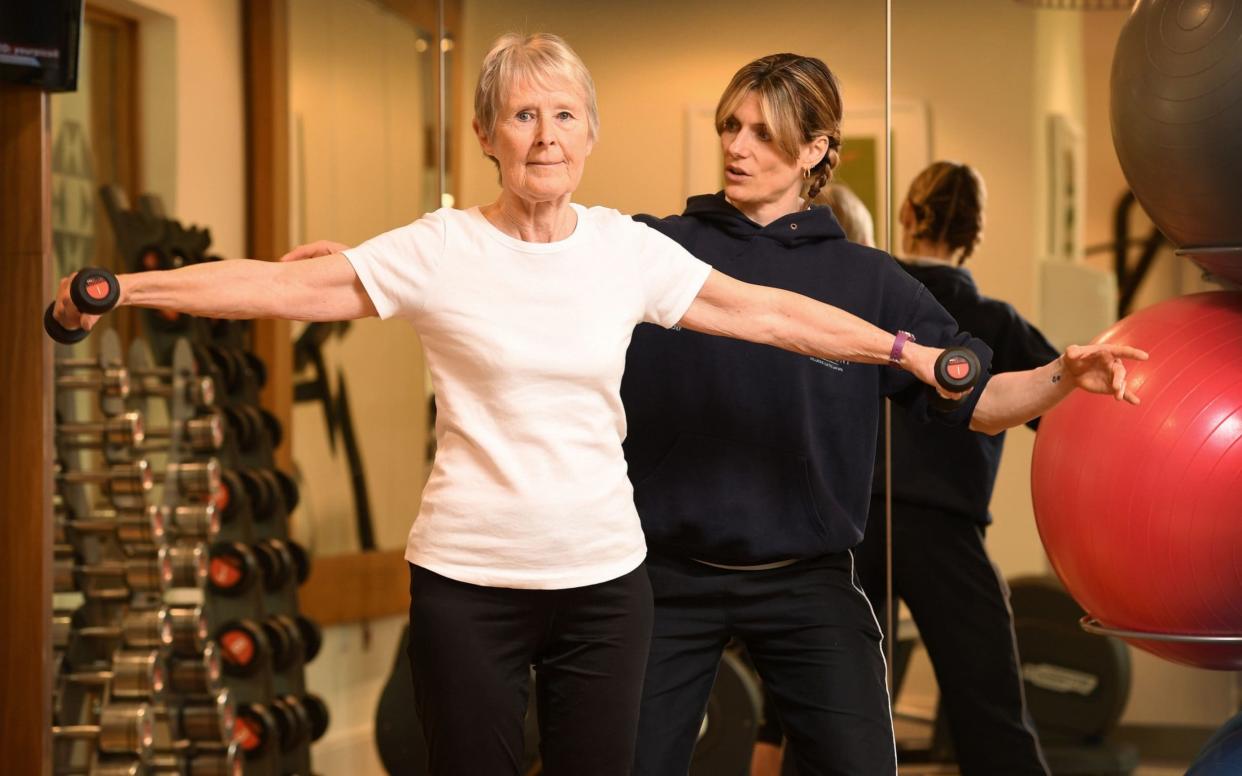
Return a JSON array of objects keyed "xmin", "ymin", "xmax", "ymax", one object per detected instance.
[{"xmin": 811, "ymin": 357, "xmax": 845, "ymax": 372}]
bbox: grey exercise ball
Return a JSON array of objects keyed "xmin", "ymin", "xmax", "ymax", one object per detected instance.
[{"xmin": 1111, "ymin": 0, "xmax": 1242, "ymax": 283}]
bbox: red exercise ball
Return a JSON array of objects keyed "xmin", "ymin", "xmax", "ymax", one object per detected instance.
[{"xmin": 1032, "ymin": 292, "xmax": 1242, "ymax": 670}]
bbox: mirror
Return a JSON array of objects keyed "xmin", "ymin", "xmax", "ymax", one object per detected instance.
[
  {"xmin": 887, "ymin": 1, "xmax": 1228, "ymax": 770},
  {"xmin": 286, "ymin": 0, "xmax": 437, "ymax": 559}
]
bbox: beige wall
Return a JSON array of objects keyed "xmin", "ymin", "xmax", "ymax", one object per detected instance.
[
  {"xmin": 95, "ymin": 0, "xmax": 247, "ymax": 259},
  {"xmin": 458, "ymin": 0, "xmax": 888, "ymax": 217}
]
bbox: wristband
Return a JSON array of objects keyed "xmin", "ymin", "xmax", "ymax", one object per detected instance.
[{"xmin": 888, "ymin": 330, "xmax": 916, "ymax": 367}]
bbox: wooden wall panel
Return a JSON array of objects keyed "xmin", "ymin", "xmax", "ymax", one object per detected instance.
[
  {"xmin": 244, "ymin": 0, "xmax": 293, "ymax": 472},
  {"xmin": 0, "ymin": 84, "xmax": 54, "ymax": 776}
]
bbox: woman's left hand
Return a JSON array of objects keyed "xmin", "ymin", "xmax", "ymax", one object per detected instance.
[{"xmin": 1060, "ymin": 343, "xmax": 1149, "ymax": 404}]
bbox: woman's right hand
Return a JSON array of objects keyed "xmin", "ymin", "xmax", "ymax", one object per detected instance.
[
  {"xmin": 52, "ymin": 272, "xmax": 110, "ymax": 333},
  {"xmin": 279, "ymin": 240, "xmax": 349, "ymax": 263}
]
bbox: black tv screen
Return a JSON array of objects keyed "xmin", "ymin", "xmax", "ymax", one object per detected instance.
[{"xmin": 0, "ymin": 0, "xmax": 84, "ymax": 93}]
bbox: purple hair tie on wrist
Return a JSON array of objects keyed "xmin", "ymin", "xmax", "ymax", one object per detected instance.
[{"xmin": 889, "ymin": 330, "xmax": 916, "ymax": 367}]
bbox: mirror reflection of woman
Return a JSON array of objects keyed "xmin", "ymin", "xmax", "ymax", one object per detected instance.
[
  {"xmin": 83, "ymin": 33, "xmax": 1013, "ymax": 776},
  {"xmin": 620, "ymin": 54, "xmax": 1143, "ymax": 775},
  {"xmin": 854, "ymin": 161, "xmax": 1059, "ymax": 776}
]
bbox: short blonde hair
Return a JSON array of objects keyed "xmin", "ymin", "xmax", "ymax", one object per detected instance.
[
  {"xmin": 814, "ymin": 183, "xmax": 875, "ymax": 247},
  {"xmin": 474, "ymin": 32, "xmax": 600, "ymax": 145},
  {"xmin": 715, "ymin": 54, "xmax": 843, "ymax": 200}
]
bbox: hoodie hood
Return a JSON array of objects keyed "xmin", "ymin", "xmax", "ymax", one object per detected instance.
[{"xmin": 682, "ymin": 192, "xmax": 845, "ymax": 248}]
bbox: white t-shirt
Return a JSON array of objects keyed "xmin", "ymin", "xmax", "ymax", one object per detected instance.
[{"xmin": 343, "ymin": 204, "xmax": 712, "ymax": 589}]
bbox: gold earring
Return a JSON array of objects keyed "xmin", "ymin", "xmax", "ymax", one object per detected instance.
[{"xmin": 803, "ymin": 167, "xmax": 811, "ymax": 180}]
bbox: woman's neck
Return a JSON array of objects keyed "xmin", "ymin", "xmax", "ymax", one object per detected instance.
[
  {"xmin": 903, "ymin": 237, "xmax": 959, "ymax": 265},
  {"xmin": 482, "ymin": 191, "xmax": 577, "ymax": 242},
  {"xmin": 726, "ymin": 190, "xmax": 805, "ymax": 227}
]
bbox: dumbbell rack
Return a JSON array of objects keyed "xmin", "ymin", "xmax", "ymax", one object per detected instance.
[
  {"xmin": 53, "ymin": 330, "xmax": 239, "ymax": 775},
  {"xmin": 48, "ymin": 186, "xmax": 328, "ymax": 776}
]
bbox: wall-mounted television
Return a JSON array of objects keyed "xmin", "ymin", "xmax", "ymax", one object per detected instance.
[{"xmin": 0, "ymin": 0, "xmax": 84, "ymax": 93}]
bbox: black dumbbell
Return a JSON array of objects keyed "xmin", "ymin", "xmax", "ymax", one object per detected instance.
[
  {"xmin": 212, "ymin": 469, "xmax": 248, "ymax": 523},
  {"xmin": 53, "ymin": 701, "xmax": 154, "ymax": 757},
  {"xmin": 233, "ymin": 702, "xmax": 279, "ymax": 760},
  {"xmin": 274, "ymin": 469, "xmax": 300, "ymax": 514},
  {"xmin": 930, "ymin": 346, "xmax": 983, "ymax": 411},
  {"xmin": 44, "ymin": 267, "xmax": 121, "ymax": 344},
  {"xmin": 206, "ymin": 541, "xmax": 260, "ymax": 597},
  {"xmin": 253, "ymin": 539, "xmax": 296, "ymax": 592},
  {"xmin": 214, "ymin": 619, "xmax": 270, "ymax": 677},
  {"xmin": 286, "ymin": 539, "xmax": 311, "ymax": 586},
  {"xmin": 56, "ymin": 411, "xmax": 145, "ymax": 449},
  {"xmin": 294, "ymin": 614, "xmax": 322, "ymax": 663}
]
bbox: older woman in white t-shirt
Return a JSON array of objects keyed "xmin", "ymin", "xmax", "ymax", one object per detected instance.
[{"xmin": 50, "ymin": 33, "xmax": 1130, "ymax": 776}]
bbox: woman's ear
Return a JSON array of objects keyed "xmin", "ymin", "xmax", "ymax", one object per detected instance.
[
  {"xmin": 473, "ymin": 117, "xmax": 493, "ymax": 157},
  {"xmin": 800, "ymin": 135, "xmax": 830, "ymax": 172}
]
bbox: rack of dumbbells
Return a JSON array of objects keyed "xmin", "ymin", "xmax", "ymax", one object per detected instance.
[{"xmin": 47, "ymin": 186, "xmax": 327, "ymax": 776}]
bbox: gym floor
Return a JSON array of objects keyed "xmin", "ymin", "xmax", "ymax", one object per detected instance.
[{"xmin": 892, "ymin": 717, "xmax": 1190, "ymax": 775}]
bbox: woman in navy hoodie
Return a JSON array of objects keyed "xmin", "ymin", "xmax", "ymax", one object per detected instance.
[
  {"xmin": 856, "ymin": 161, "xmax": 1058, "ymax": 776},
  {"xmin": 621, "ymin": 55, "xmax": 1137, "ymax": 776}
]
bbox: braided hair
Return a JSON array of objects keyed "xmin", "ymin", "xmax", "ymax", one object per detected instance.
[{"xmin": 904, "ymin": 161, "xmax": 986, "ymax": 263}]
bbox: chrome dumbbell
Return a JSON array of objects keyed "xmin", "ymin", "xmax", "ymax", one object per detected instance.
[
  {"xmin": 55, "ymin": 545, "xmax": 205, "ymax": 595},
  {"xmin": 61, "ymin": 649, "xmax": 167, "ymax": 700},
  {"xmin": 141, "ymin": 412, "xmax": 225, "ymax": 455},
  {"xmin": 56, "ymin": 460, "xmax": 154, "ymax": 500},
  {"xmin": 56, "ymin": 607, "xmax": 174, "ymax": 653},
  {"xmin": 56, "ymin": 503, "xmax": 167, "ymax": 549},
  {"xmin": 176, "ymin": 688, "xmax": 236, "ymax": 744},
  {"xmin": 53, "ymin": 702, "xmax": 154, "ymax": 758},
  {"xmin": 55, "ymin": 360, "xmax": 131, "ymax": 400},
  {"xmin": 128, "ymin": 357, "xmax": 217, "ymax": 408},
  {"xmin": 56, "ymin": 412, "xmax": 145, "ymax": 450},
  {"xmin": 167, "ymin": 642, "xmax": 223, "ymax": 697}
]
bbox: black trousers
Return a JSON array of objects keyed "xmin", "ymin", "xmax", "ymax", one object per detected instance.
[
  {"xmin": 855, "ymin": 498, "xmax": 1050, "ymax": 776},
  {"xmin": 634, "ymin": 552, "xmax": 896, "ymax": 776},
  {"xmin": 406, "ymin": 562, "xmax": 654, "ymax": 776}
]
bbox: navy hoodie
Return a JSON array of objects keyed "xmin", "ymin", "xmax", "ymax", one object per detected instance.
[
  {"xmin": 621, "ymin": 194, "xmax": 994, "ymax": 564},
  {"xmin": 872, "ymin": 262, "xmax": 1059, "ymax": 524}
]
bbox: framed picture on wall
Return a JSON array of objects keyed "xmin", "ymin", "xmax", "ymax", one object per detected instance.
[{"xmin": 1047, "ymin": 113, "xmax": 1085, "ymax": 262}]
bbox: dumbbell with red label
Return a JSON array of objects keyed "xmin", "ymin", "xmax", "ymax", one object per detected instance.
[
  {"xmin": 231, "ymin": 702, "xmax": 279, "ymax": 761},
  {"xmin": 45, "ymin": 267, "xmax": 121, "ymax": 345},
  {"xmin": 213, "ymin": 619, "xmax": 270, "ymax": 678},
  {"xmin": 930, "ymin": 346, "xmax": 983, "ymax": 411}
]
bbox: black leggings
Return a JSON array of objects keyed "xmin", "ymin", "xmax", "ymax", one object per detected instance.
[{"xmin": 406, "ymin": 562, "xmax": 654, "ymax": 776}]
